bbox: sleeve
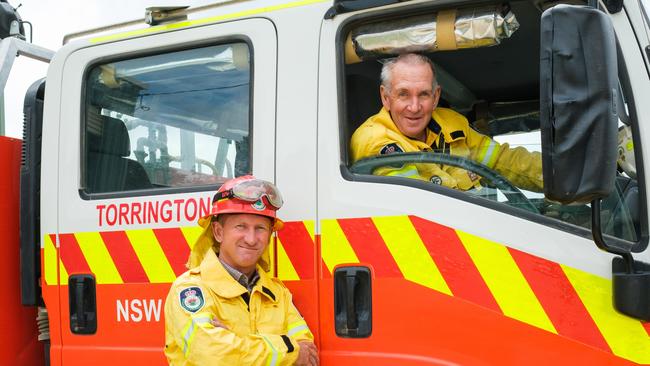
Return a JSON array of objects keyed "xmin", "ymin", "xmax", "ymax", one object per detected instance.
[
  {"xmin": 164, "ymin": 285, "xmax": 299, "ymax": 366},
  {"xmin": 466, "ymin": 127, "xmax": 544, "ymax": 192},
  {"xmin": 284, "ymin": 290, "xmax": 314, "ymax": 344}
]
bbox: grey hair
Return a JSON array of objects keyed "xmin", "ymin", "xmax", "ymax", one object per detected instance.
[{"xmin": 380, "ymin": 53, "xmax": 438, "ymax": 93}]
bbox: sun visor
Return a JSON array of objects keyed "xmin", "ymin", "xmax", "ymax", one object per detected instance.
[{"xmin": 345, "ymin": 5, "xmax": 519, "ymax": 63}]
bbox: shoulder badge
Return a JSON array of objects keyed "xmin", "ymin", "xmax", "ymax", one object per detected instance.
[
  {"xmin": 380, "ymin": 143, "xmax": 403, "ymax": 155},
  {"xmin": 179, "ymin": 286, "xmax": 205, "ymax": 313}
]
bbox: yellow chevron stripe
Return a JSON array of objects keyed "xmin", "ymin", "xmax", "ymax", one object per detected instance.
[
  {"xmin": 43, "ymin": 235, "xmax": 58, "ymax": 285},
  {"xmin": 457, "ymin": 231, "xmax": 557, "ymax": 334},
  {"xmin": 59, "ymin": 258, "xmax": 69, "ymax": 284},
  {"xmin": 303, "ymin": 220, "xmax": 316, "ymax": 243},
  {"xmin": 74, "ymin": 232, "xmax": 123, "ymax": 284},
  {"xmin": 125, "ymin": 229, "xmax": 176, "ymax": 283},
  {"xmin": 180, "ymin": 226, "xmax": 204, "ymax": 249},
  {"xmin": 373, "ymin": 216, "xmax": 451, "ymax": 295},
  {"xmin": 276, "ymin": 239, "xmax": 300, "ymax": 281},
  {"xmin": 562, "ymin": 265, "xmax": 650, "ymax": 364},
  {"xmin": 320, "ymin": 219, "xmax": 359, "ymax": 273}
]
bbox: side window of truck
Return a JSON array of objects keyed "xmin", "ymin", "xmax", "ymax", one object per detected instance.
[
  {"xmin": 342, "ymin": 2, "xmax": 642, "ymax": 243},
  {"xmin": 83, "ymin": 42, "xmax": 251, "ymax": 195}
]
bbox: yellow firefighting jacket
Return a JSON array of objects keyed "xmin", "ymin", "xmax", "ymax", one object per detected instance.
[
  {"xmin": 164, "ymin": 248, "xmax": 313, "ymax": 365},
  {"xmin": 350, "ymin": 107, "xmax": 543, "ymax": 191}
]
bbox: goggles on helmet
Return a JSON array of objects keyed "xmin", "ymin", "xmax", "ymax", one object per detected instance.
[{"xmin": 213, "ymin": 178, "xmax": 284, "ymax": 209}]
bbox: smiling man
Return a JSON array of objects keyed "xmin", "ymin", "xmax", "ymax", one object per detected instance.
[
  {"xmin": 350, "ymin": 53, "xmax": 543, "ymax": 192},
  {"xmin": 164, "ymin": 176, "xmax": 319, "ymax": 366}
]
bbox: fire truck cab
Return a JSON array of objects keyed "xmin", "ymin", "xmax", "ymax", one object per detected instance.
[{"xmin": 3, "ymin": 0, "xmax": 650, "ymax": 364}]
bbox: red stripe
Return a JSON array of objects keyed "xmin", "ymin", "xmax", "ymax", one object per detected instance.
[
  {"xmin": 314, "ymin": 234, "xmax": 331, "ymax": 279},
  {"xmin": 509, "ymin": 247, "xmax": 611, "ymax": 352},
  {"xmin": 409, "ymin": 216, "xmax": 501, "ymax": 312},
  {"xmin": 100, "ymin": 231, "xmax": 149, "ymax": 283},
  {"xmin": 642, "ymin": 322, "xmax": 650, "ymax": 337},
  {"xmin": 337, "ymin": 218, "xmax": 401, "ymax": 277},
  {"xmin": 153, "ymin": 228, "xmax": 191, "ymax": 276},
  {"xmin": 59, "ymin": 233, "xmax": 91, "ymax": 274},
  {"xmin": 278, "ymin": 222, "xmax": 320, "ymax": 279}
]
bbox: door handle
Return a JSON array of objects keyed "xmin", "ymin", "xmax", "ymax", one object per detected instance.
[
  {"xmin": 68, "ymin": 274, "xmax": 97, "ymax": 334},
  {"xmin": 334, "ymin": 266, "xmax": 372, "ymax": 337}
]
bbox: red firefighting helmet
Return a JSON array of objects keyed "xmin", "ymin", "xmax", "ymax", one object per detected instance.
[
  {"xmin": 188, "ymin": 175, "xmax": 283, "ymax": 270},
  {"xmin": 197, "ymin": 175, "xmax": 284, "ymax": 231}
]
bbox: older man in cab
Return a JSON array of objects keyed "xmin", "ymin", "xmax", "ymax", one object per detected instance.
[{"xmin": 350, "ymin": 53, "xmax": 543, "ymax": 192}]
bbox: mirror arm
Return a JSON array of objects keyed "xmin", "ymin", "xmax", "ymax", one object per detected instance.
[{"xmin": 591, "ymin": 198, "xmax": 636, "ymax": 274}]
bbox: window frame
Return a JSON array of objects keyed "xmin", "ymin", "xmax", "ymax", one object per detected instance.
[
  {"xmin": 79, "ymin": 36, "xmax": 255, "ymax": 200},
  {"xmin": 335, "ymin": 1, "xmax": 648, "ymax": 250}
]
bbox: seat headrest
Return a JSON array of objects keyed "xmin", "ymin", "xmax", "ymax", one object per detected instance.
[{"xmin": 89, "ymin": 117, "xmax": 130, "ymax": 157}]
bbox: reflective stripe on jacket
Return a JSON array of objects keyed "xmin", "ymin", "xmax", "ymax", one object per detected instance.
[
  {"xmin": 350, "ymin": 107, "xmax": 543, "ymax": 191},
  {"xmin": 164, "ymin": 249, "xmax": 313, "ymax": 365}
]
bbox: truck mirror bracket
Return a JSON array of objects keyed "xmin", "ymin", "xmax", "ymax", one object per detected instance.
[{"xmin": 593, "ymin": 199, "xmax": 650, "ymax": 321}]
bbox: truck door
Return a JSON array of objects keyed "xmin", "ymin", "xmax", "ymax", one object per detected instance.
[
  {"xmin": 47, "ymin": 18, "xmax": 277, "ymax": 364},
  {"xmin": 317, "ymin": 1, "xmax": 650, "ymax": 365}
]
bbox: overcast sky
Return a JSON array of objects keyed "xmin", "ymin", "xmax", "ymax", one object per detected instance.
[{"xmin": 3, "ymin": 0, "xmax": 216, "ymax": 138}]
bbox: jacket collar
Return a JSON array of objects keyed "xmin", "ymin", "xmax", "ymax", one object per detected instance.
[
  {"xmin": 376, "ymin": 107, "xmax": 439, "ymax": 146},
  {"xmin": 197, "ymin": 248, "xmax": 278, "ymax": 303},
  {"xmin": 376, "ymin": 107, "xmax": 468, "ymax": 147}
]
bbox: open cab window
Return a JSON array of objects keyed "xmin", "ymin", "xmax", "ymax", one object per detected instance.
[
  {"xmin": 83, "ymin": 42, "xmax": 251, "ymax": 196},
  {"xmin": 340, "ymin": 0, "xmax": 643, "ymax": 244}
]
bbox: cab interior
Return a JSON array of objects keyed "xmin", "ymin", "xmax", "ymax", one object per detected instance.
[{"xmin": 339, "ymin": 0, "xmax": 641, "ymax": 242}]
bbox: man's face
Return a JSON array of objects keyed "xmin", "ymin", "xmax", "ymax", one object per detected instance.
[
  {"xmin": 212, "ymin": 213, "xmax": 272, "ymax": 276},
  {"xmin": 380, "ymin": 61, "xmax": 441, "ymax": 141}
]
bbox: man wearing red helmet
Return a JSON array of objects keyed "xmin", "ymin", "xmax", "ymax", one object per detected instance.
[{"xmin": 164, "ymin": 176, "xmax": 319, "ymax": 366}]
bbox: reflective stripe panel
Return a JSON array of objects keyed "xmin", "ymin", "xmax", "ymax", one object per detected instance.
[
  {"xmin": 75, "ymin": 231, "xmax": 123, "ymax": 284},
  {"xmin": 385, "ymin": 164, "xmax": 420, "ymax": 178},
  {"xmin": 320, "ymin": 219, "xmax": 360, "ymax": 273},
  {"xmin": 59, "ymin": 257, "xmax": 69, "ymax": 283},
  {"xmin": 277, "ymin": 222, "xmax": 317, "ymax": 280},
  {"xmin": 181, "ymin": 313, "xmax": 214, "ymax": 357},
  {"xmin": 125, "ymin": 229, "xmax": 176, "ymax": 283},
  {"xmin": 261, "ymin": 335, "xmax": 279, "ymax": 366},
  {"xmin": 276, "ymin": 238, "xmax": 300, "ymax": 281},
  {"xmin": 44, "ymin": 215, "xmax": 650, "ymax": 365},
  {"xmin": 373, "ymin": 216, "xmax": 452, "ymax": 295},
  {"xmin": 43, "ymin": 234, "xmax": 58, "ymax": 286},
  {"xmin": 477, "ymin": 139, "xmax": 501, "ymax": 168},
  {"xmin": 458, "ymin": 231, "xmax": 557, "ymax": 334},
  {"xmin": 180, "ymin": 226, "xmax": 203, "ymax": 250},
  {"xmin": 303, "ymin": 220, "xmax": 316, "ymax": 243},
  {"xmin": 287, "ymin": 320, "xmax": 310, "ymax": 337},
  {"xmin": 563, "ymin": 265, "xmax": 650, "ymax": 364}
]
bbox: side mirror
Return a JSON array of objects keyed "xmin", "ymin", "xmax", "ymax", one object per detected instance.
[
  {"xmin": 539, "ymin": 4, "xmax": 618, "ymax": 205},
  {"xmin": 540, "ymin": 5, "xmax": 650, "ymax": 322}
]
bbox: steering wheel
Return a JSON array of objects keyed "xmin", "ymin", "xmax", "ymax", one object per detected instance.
[{"xmin": 349, "ymin": 152, "xmax": 539, "ymax": 213}]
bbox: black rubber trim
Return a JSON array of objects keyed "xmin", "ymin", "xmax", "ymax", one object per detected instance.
[
  {"xmin": 325, "ymin": 0, "xmax": 399, "ymax": 19},
  {"xmin": 450, "ymin": 130, "xmax": 465, "ymax": 140},
  {"xmin": 427, "ymin": 118, "xmax": 442, "ymax": 135},
  {"xmin": 281, "ymin": 335, "xmax": 295, "ymax": 353},
  {"xmin": 79, "ymin": 35, "xmax": 256, "ymax": 201},
  {"xmin": 262, "ymin": 286, "xmax": 276, "ymax": 301},
  {"xmin": 616, "ymin": 37, "xmax": 648, "ymax": 253},
  {"xmin": 241, "ymin": 293, "xmax": 250, "ymax": 311}
]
